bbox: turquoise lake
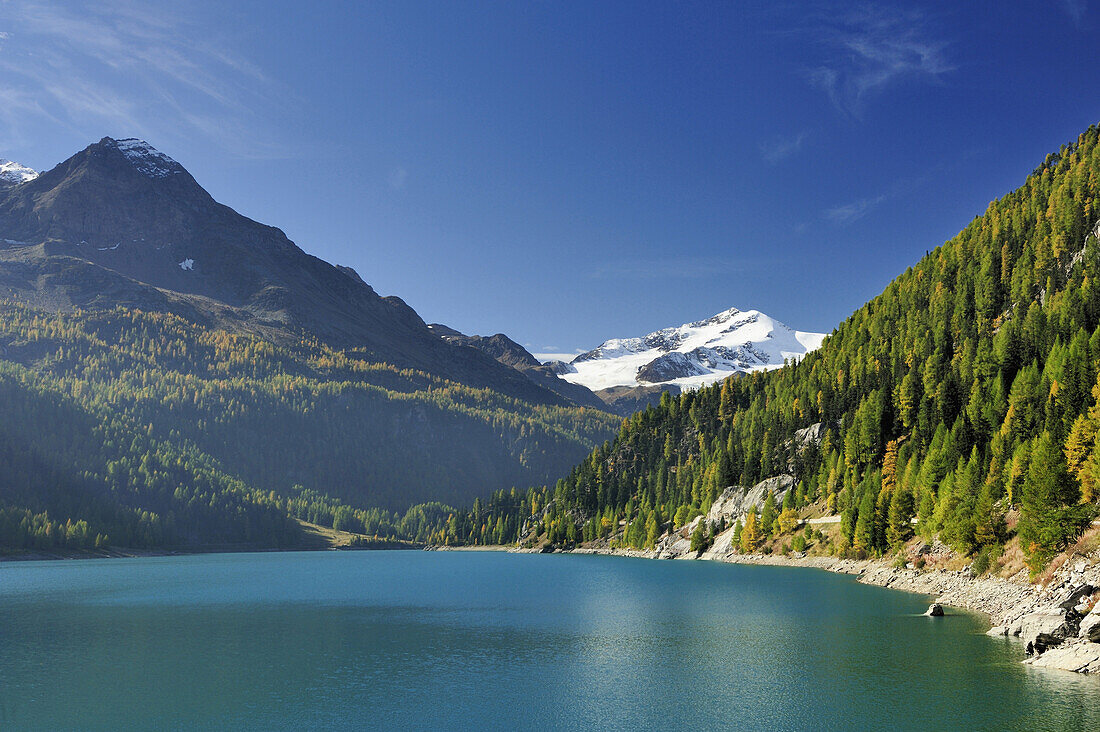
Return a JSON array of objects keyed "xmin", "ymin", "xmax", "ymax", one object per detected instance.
[{"xmin": 1, "ymin": 550, "xmax": 1099, "ymax": 730}]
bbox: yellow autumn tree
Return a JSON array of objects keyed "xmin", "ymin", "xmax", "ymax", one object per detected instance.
[{"xmin": 740, "ymin": 510, "xmax": 760, "ymax": 553}]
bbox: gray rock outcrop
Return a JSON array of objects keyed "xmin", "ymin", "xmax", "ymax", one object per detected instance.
[
  {"xmin": 706, "ymin": 476, "xmax": 795, "ymax": 526},
  {"xmin": 1080, "ymin": 607, "xmax": 1100, "ymax": 642},
  {"xmin": 1018, "ymin": 608, "xmax": 1077, "ymax": 655}
]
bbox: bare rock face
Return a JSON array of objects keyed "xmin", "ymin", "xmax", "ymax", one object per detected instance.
[
  {"xmin": 1080, "ymin": 607, "xmax": 1100, "ymax": 642},
  {"xmin": 1019, "ymin": 608, "xmax": 1077, "ymax": 655},
  {"xmin": 654, "ymin": 529, "xmax": 693, "ymax": 559},
  {"xmin": 706, "ymin": 476, "xmax": 795, "ymax": 526},
  {"xmin": 636, "ymin": 351, "xmax": 709, "ymax": 383},
  {"xmin": 593, "ymin": 384, "xmax": 681, "ymax": 416},
  {"xmin": 649, "ymin": 476, "xmax": 796, "ymax": 560},
  {"xmin": 793, "ymin": 422, "xmax": 826, "ymax": 448},
  {"xmin": 990, "ymin": 578, "xmax": 1100, "ymax": 672},
  {"xmin": 926, "ymin": 603, "xmax": 944, "ymax": 617},
  {"xmin": 545, "ymin": 360, "xmax": 576, "ymax": 376}
]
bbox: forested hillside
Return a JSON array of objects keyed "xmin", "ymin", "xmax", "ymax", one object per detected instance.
[
  {"xmin": 0, "ymin": 302, "xmax": 617, "ymax": 551},
  {"xmin": 444, "ymin": 126, "xmax": 1100, "ymax": 570}
]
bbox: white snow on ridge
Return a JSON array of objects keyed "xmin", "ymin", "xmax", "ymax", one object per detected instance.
[
  {"xmin": 179, "ymin": 258, "xmax": 194, "ymax": 271},
  {"xmin": 112, "ymin": 138, "xmax": 180, "ymax": 179},
  {"xmin": 548, "ymin": 306, "xmax": 827, "ymax": 392},
  {"xmin": 0, "ymin": 159, "xmax": 38, "ymax": 185}
]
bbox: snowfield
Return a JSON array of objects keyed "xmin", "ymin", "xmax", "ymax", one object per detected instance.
[
  {"xmin": 114, "ymin": 138, "xmax": 181, "ymax": 179},
  {"xmin": 542, "ymin": 307, "xmax": 826, "ymax": 392},
  {"xmin": 0, "ymin": 159, "xmax": 38, "ymax": 185}
]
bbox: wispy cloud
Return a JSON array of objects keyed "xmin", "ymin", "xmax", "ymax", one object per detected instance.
[
  {"xmin": 1061, "ymin": 0, "xmax": 1087, "ymax": 26},
  {"xmin": 0, "ymin": 1, "xmax": 293, "ymax": 156},
  {"xmin": 806, "ymin": 5, "xmax": 952, "ymax": 117},
  {"xmin": 824, "ymin": 195, "xmax": 887, "ymax": 224},
  {"xmin": 760, "ymin": 130, "xmax": 808, "ymax": 164}
]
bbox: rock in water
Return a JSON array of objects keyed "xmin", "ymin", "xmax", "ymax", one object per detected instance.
[{"xmin": 926, "ymin": 603, "xmax": 945, "ymax": 617}]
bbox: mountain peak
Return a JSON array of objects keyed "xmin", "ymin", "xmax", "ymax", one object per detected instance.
[
  {"xmin": 0, "ymin": 136, "xmax": 577, "ymax": 409},
  {"xmin": 560, "ymin": 306, "xmax": 827, "ymax": 392},
  {"xmin": 0, "ymin": 158, "xmax": 39, "ymax": 186},
  {"xmin": 97, "ymin": 137, "xmax": 184, "ymax": 179}
]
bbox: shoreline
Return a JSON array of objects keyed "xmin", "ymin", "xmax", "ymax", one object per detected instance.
[
  {"xmin": 570, "ymin": 546, "xmax": 1025, "ymax": 623},
  {"xmin": 0, "ymin": 540, "xmax": 425, "ymax": 563},
  {"xmin": 566, "ymin": 545, "xmax": 1100, "ymax": 674}
]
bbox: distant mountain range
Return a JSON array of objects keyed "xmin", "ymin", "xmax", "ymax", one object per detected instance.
[{"xmin": 538, "ymin": 307, "xmax": 825, "ymax": 412}]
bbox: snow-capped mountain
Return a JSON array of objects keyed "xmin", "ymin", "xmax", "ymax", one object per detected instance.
[
  {"xmin": 0, "ymin": 159, "xmax": 38, "ymax": 186},
  {"xmin": 548, "ymin": 307, "xmax": 826, "ymax": 392}
]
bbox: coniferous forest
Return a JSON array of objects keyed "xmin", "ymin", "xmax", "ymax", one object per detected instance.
[
  {"xmin": 0, "ymin": 301, "xmax": 617, "ymax": 551},
  {"xmin": 438, "ymin": 126, "xmax": 1100, "ymax": 572}
]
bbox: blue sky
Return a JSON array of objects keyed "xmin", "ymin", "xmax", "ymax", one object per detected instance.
[{"xmin": 0, "ymin": 1, "xmax": 1097, "ymax": 353}]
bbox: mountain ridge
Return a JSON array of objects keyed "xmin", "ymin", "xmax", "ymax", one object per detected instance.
[
  {"xmin": 0, "ymin": 136, "xmax": 578, "ymax": 408},
  {"xmin": 428, "ymin": 324, "xmax": 608, "ymax": 410}
]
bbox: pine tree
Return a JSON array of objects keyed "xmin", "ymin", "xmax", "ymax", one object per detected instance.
[
  {"xmin": 760, "ymin": 490, "xmax": 777, "ymax": 537},
  {"xmin": 690, "ymin": 519, "xmax": 707, "ymax": 554},
  {"xmin": 886, "ymin": 485, "xmax": 914, "ymax": 549},
  {"xmin": 1019, "ymin": 432, "xmax": 1092, "ymax": 573},
  {"xmin": 853, "ymin": 489, "xmax": 876, "ymax": 555}
]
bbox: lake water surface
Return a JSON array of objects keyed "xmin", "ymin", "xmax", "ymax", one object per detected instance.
[{"xmin": 1, "ymin": 550, "xmax": 1099, "ymax": 730}]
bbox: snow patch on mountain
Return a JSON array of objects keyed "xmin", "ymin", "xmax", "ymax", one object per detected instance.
[
  {"xmin": 179, "ymin": 258, "xmax": 194, "ymax": 271},
  {"xmin": 112, "ymin": 138, "xmax": 181, "ymax": 179},
  {"xmin": 551, "ymin": 307, "xmax": 827, "ymax": 392},
  {"xmin": 0, "ymin": 159, "xmax": 38, "ymax": 185}
]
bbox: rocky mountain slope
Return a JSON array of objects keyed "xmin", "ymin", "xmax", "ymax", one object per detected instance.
[
  {"xmin": 0, "ymin": 137, "xmax": 570, "ymax": 407},
  {"xmin": 428, "ymin": 324, "xmax": 607, "ymax": 409}
]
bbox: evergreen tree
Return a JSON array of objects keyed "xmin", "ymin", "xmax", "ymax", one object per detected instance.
[
  {"xmin": 760, "ymin": 490, "xmax": 777, "ymax": 538},
  {"xmin": 853, "ymin": 489, "xmax": 876, "ymax": 555},
  {"xmin": 886, "ymin": 485, "xmax": 914, "ymax": 550},
  {"xmin": 1019, "ymin": 432, "xmax": 1094, "ymax": 573}
]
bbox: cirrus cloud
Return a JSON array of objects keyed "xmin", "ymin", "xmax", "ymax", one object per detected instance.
[{"xmin": 0, "ymin": 0, "xmax": 293, "ymax": 157}]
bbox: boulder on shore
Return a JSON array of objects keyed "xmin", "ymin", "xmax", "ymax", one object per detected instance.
[
  {"xmin": 1025, "ymin": 641, "xmax": 1100, "ymax": 674},
  {"xmin": 1018, "ymin": 608, "xmax": 1076, "ymax": 655},
  {"xmin": 1080, "ymin": 608, "xmax": 1100, "ymax": 642}
]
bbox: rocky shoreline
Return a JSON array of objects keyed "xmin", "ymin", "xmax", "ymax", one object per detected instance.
[{"xmin": 567, "ymin": 544, "xmax": 1100, "ymax": 675}]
